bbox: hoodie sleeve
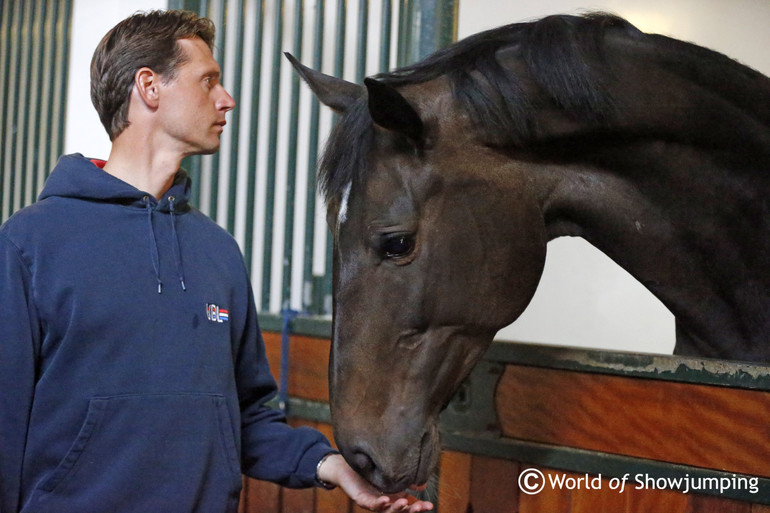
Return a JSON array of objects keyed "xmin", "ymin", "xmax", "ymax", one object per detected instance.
[
  {"xmin": 0, "ymin": 233, "xmax": 40, "ymax": 513},
  {"xmin": 234, "ymin": 279, "xmax": 334, "ymax": 489}
]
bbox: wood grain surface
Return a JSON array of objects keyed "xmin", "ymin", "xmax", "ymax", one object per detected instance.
[{"xmin": 496, "ymin": 365, "xmax": 770, "ymax": 477}]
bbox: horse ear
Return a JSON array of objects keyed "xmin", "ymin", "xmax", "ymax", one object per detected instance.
[
  {"xmin": 284, "ymin": 53, "xmax": 363, "ymax": 113},
  {"xmin": 364, "ymin": 77, "xmax": 424, "ymax": 145}
]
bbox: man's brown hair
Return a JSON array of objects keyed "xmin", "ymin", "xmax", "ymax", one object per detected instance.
[{"xmin": 90, "ymin": 10, "xmax": 216, "ymax": 140}]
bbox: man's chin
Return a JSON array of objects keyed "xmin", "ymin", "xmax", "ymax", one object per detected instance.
[{"xmin": 194, "ymin": 143, "xmax": 221, "ymax": 156}]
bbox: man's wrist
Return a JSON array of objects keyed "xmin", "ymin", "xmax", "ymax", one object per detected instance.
[{"xmin": 315, "ymin": 451, "xmax": 341, "ymax": 489}]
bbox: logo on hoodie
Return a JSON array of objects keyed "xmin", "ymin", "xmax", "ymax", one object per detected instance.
[{"xmin": 206, "ymin": 303, "xmax": 229, "ymax": 323}]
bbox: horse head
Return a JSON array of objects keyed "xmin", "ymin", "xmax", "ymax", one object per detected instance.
[
  {"xmin": 288, "ymin": 9, "xmax": 770, "ymax": 492},
  {"xmin": 288, "ymin": 54, "xmax": 548, "ymax": 492}
]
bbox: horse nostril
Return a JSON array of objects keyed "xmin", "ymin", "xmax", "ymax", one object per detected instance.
[{"xmin": 350, "ymin": 448, "xmax": 376, "ymax": 476}]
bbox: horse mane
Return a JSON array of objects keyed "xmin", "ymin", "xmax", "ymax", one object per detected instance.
[{"xmin": 318, "ymin": 12, "xmax": 769, "ymax": 204}]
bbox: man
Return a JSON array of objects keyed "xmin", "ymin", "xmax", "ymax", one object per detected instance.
[{"xmin": 0, "ymin": 10, "xmax": 432, "ymax": 513}]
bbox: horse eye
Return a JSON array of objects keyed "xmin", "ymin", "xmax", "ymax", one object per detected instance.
[{"xmin": 380, "ymin": 233, "xmax": 416, "ymax": 259}]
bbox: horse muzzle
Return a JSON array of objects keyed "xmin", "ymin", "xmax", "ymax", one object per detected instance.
[{"xmin": 336, "ymin": 422, "xmax": 440, "ymax": 494}]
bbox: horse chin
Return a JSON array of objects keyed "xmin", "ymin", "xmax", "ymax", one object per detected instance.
[
  {"xmin": 369, "ymin": 423, "xmax": 441, "ymax": 495},
  {"xmin": 412, "ymin": 423, "xmax": 441, "ymax": 491}
]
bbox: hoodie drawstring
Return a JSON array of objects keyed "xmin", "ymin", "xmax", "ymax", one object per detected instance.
[
  {"xmin": 144, "ymin": 195, "xmax": 187, "ymax": 293},
  {"xmin": 144, "ymin": 197, "xmax": 163, "ymax": 294},
  {"xmin": 168, "ymin": 196, "xmax": 187, "ymax": 291}
]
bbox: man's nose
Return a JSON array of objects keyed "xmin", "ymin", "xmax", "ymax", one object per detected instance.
[{"xmin": 219, "ymin": 88, "xmax": 236, "ymax": 112}]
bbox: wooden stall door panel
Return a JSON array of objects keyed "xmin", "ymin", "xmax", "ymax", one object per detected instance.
[
  {"xmin": 571, "ymin": 480, "xmax": 627, "ymax": 513},
  {"xmin": 239, "ymin": 477, "xmax": 280, "ymax": 513},
  {"xmin": 282, "ymin": 488, "xmax": 315, "ymax": 513},
  {"xmin": 625, "ymin": 485, "xmax": 691, "ymax": 513},
  {"xmin": 264, "ymin": 332, "xmax": 330, "ymax": 402},
  {"xmin": 468, "ymin": 456, "xmax": 519, "ymax": 513},
  {"xmin": 438, "ymin": 451, "xmax": 473, "ymax": 513},
  {"xmin": 688, "ymin": 494, "xmax": 753, "ymax": 513},
  {"xmin": 518, "ymin": 468, "xmax": 572, "ymax": 513},
  {"xmin": 497, "ymin": 365, "xmax": 770, "ymax": 477}
]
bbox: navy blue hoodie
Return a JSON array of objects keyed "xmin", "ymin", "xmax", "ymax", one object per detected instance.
[{"xmin": 0, "ymin": 154, "xmax": 333, "ymax": 513}]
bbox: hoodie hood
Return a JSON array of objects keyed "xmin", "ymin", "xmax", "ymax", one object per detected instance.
[
  {"xmin": 39, "ymin": 153, "xmax": 192, "ymax": 213},
  {"xmin": 39, "ymin": 153, "xmax": 192, "ymax": 292}
]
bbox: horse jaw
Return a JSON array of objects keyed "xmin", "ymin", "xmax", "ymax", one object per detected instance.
[{"xmin": 329, "ymin": 317, "xmax": 495, "ymax": 493}]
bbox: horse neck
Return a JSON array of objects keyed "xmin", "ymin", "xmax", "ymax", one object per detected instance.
[
  {"xmin": 513, "ymin": 36, "xmax": 770, "ymax": 360},
  {"xmin": 536, "ymin": 133, "xmax": 770, "ymax": 360}
]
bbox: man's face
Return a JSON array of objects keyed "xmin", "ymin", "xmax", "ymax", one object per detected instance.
[{"xmin": 158, "ymin": 37, "xmax": 235, "ymax": 155}]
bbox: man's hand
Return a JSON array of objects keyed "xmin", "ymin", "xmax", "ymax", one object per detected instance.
[{"xmin": 317, "ymin": 453, "xmax": 434, "ymax": 512}]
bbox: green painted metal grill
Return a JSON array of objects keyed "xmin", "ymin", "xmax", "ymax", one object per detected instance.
[{"xmin": 0, "ymin": 0, "xmax": 71, "ymax": 224}]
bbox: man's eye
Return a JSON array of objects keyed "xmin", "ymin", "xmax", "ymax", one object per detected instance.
[{"xmin": 380, "ymin": 233, "xmax": 416, "ymax": 259}]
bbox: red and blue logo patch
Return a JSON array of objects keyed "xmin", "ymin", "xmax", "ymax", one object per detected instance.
[{"xmin": 206, "ymin": 303, "xmax": 229, "ymax": 323}]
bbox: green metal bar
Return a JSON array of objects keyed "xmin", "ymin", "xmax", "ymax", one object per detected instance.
[
  {"xmin": 21, "ymin": 0, "xmax": 41, "ymax": 207},
  {"xmin": 379, "ymin": 0, "xmax": 392, "ymax": 72},
  {"xmin": 483, "ymin": 342, "xmax": 770, "ymax": 391},
  {"xmin": 181, "ymin": 155, "xmax": 203, "ymax": 207},
  {"xmin": 243, "ymin": 0, "xmax": 265, "ymax": 272},
  {"xmin": 14, "ymin": 0, "xmax": 33, "ymax": 213},
  {"xmin": 301, "ymin": 0, "xmax": 325, "ymax": 313},
  {"xmin": 177, "ymin": 0, "xmax": 206, "ymax": 207},
  {"xmin": 38, "ymin": 0, "xmax": 56, "ymax": 185},
  {"xmin": 207, "ymin": 1, "xmax": 226, "ymax": 220},
  {"xmin": 2, "ymin": 1, "xmax": 23, "ymax": 221},
  {"xmin": 258, "ymin": 312, "xmax": 331, "ymax": 338},
  {"xmin": 333, "ymin": 0, "xmax": 346, "ymax": 84},
  {"xmin": 0, "ymin": 0, "xmax": 11, "ymax": 222},
  {"xmin": 322, "ymin": 0, "xmax": 348, "ymax": 314},
  {"xmin": 281, "ymin": 0, "xmax": 305, "ymax": 309},
  {"xmin": 46, "ymin": 0, "xmax": 61, "ymax": 173},
  {"xmin": 168, "ymin": 0, "xmax": 201, "ymax": 10},
  {"xmin": 261, "ymin": 0, "xmax": 285, "ymax": 309},
  {"xmin": 225, "ymin": 0, "xmax": 245, "ymax": 234},
  {"xmin": 32, "ymin": 0, "xmax": 49, "ymax": 197},
  {"xmin": 399, "ymin": 0, "xmax": 458, "ymax": 65},
  {"xmin": 397, "ymin": 0, "xmax": 408, "ymax": 66},
  {"xmin": 355, "ymin": 0, "xmax": 368, "ymax": 82},
  {"xmin": 50, "ymin": 0, "xmax": 71, "ymax": 173}
]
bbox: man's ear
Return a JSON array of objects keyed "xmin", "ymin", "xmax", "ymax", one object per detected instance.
[{"xmin": 135, "ymin": 67, "xmax": 160, "ymax": 109}]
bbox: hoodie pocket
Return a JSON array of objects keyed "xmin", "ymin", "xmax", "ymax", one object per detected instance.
[{"xmin": 28, "ymin": 393, "xmax": 242, "ymax": 513}]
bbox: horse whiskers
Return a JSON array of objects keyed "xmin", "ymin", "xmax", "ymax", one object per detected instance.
[{"xmin": 410, "ymin": 472, "xmax": 441, "ymax": 504}]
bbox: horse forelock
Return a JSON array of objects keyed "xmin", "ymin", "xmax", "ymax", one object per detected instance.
[{"xmin": 319, "ymin": 99, "xmax": 374, "ymax": 206}]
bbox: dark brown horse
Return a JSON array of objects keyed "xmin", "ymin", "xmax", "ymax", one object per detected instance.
[{"xmin": 287, "ymin": 13, "xmax": 770, "ymax": 493}]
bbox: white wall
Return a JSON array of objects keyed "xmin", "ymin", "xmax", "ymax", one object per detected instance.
[
  {"xmin": 64, "ymin": 0, "xmax": 168, "ymax": 159},
  {"xmin": 458, "ymin": 0, "xmax": 770, "ymax": 353}
]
